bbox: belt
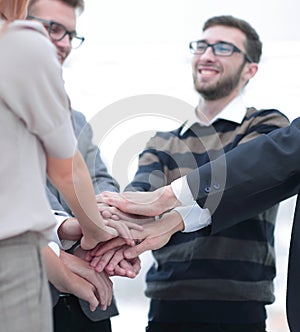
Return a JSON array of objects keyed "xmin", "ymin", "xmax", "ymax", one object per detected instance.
[{"xmin": 59, "ymin": 293, "xmax": 71, "ymax": 298}]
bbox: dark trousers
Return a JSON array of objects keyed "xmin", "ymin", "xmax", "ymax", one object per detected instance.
[
  {"xmin": 53, "ymin": 295, "xmax": 112, "ymax": 332},
  {"xmin": 146, "ymin": 321, "xmax": 267, "ymax": 332}
]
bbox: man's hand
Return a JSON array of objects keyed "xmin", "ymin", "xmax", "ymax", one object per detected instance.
[
  {"xmin": 97, "ymin": 202, "xmax": 154, "ymax": 224},
  {"xmin": 98, "ymin": 186, "xmax": 180, "ymax": 217},
  {"xmin": 123, "ymin": 210, "xmax": 184, "ymax": 259},
  {"xmin": 86, "ymin": 239, "xmax": 141, "ymax": 278},
  {"xmin": 43, "ymin": 247, "xmax": 101, "ymax": 312},
  {"xmin": 60, "ymin": 249, "xmax": 113, "ymax": 311},
  {"xmin": 86, "ymin": 211, "xmax": 184, "ymax": 272}
]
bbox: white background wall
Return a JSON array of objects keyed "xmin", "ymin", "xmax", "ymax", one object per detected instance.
[{"xmin": 62, "ymin": 1, "xmax": 300, "ymax": 331}]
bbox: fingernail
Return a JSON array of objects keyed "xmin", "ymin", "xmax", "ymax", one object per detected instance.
[
  {"xmin": 125, "ymin": 251, "xmax": 133, "ymax": 259},
  {"xmin": 107, "ymin": 263, "xmax": 114, "ymax": 271},
  {"xmin": 95, "ymin": 265, "xmax": 103, "ymax": 272}
]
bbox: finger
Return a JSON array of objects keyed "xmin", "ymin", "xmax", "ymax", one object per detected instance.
[
  {"xmin": 100, "ymin": 210, "xmax": 113, "ymax": 219},
  {"xmin": 88, "ymin": 287, "xmax": 100, "ymax": 312},
  {"xmin": 95, "ymin": 193, "xmax": 106, "ymax": 203},
  {"xmin": 86, "ymin": 243, "xmax": 103, "ymax": 259},
  {"xmin": 105, "ymin": 265, "xmax": 127, "ymax": 277},
  {"xmin": 131, "ymin": 257, "xmax": 142, "ymax": 275},
  {"xmin": 123, "ymin": 221, "xmax": 144, "ymax": 231},
  {"xmin": 124, "ymin": 241, "xmax": 149, "ymax": 259},
  {"xmin": 105, "ymin": 219, "xmax": 135, "ymax": 246},
  {"xmin": 119, "ymin": 259, "xmax": 136, "ymax": 278},
  {"xmin": 89, "ymin": 255, "xmax": 102, "ymax": 268},
  {"xmin": 95, "ymin": 281, "xmax": 111, "ymax": 311},
  {"xmin": 105, "ymin": 249, "xmax": 126, "ymax": 272},
  {"xmin": 94, "ymin": 250, "xmax": 116, "ymax": 272},
  {"xmin": 98, "ymin": 204, "xmax": 121, "ymax": 221},
  {"xmin": 93, "ymin": 238, "xmax": 126, "ymax": 257}
]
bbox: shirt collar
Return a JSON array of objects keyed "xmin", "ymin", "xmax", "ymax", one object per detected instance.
[{"xmin": 180, "ymin": 95, "xmax": 247, "ymax": 136}]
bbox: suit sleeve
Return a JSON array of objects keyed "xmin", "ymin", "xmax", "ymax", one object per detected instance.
[
  {"xmin": 186, "ymin": 117, "xmax": 300, "ymax": 234},
  {"xmin": 74, "ymin": 111, "xmax": 120, "ymax": 194}
]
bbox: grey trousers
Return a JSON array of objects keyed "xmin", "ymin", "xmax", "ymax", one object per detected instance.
[{"xmin": 0, "ymin": 232, "xmax": 53, "ymax": 332}]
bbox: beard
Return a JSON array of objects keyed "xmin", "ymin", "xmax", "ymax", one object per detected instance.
[{"xmin": 194, "ymin": 61, "xmax": 246, "ymax": 101}]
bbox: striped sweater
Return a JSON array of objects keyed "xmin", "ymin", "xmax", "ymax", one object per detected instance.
[{"xmin": 126, "ymin": 107, "xmax": 290, "ymax": 324}]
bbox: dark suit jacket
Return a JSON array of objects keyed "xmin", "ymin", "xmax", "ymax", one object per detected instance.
[
  {"xmin": 185, "ymin": 116, "xmax": 300, "ymax": 331},
  {"xmin": 47, "ymin": 110, "xmax": 119, "ymax": 321}
]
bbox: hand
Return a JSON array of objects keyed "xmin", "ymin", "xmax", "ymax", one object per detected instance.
[
  {"xmin": 124, "ymin": 210, "xmax": 184, "ymax": 259},
  {"xmin": 43, "ymin": 247, "xmax": 101, "ymax": 312},
  {"xmin": 97, "ymin": 201, "xmax": 154, "ymax": 224},
  {"xmin": 87, "ymin": 211, "xmax": 184, "ymax": 270},
  {"xmin": 57, "ymin": 217, "xmax": 82, "ymax": 241},
  {"xmin": 86, "ymin": 239, "xmax": 141, "ymax": 278},
  {"xmin": 80, "ymin": 217, "xmax": 143, "ymax": 250},
  {"xmin": 60, "ymin": 250, "xmax": 113, "ymax": 311},
  {"xmin": 98, "ymin": 186, "xmax": 180, "ymax": 217}
]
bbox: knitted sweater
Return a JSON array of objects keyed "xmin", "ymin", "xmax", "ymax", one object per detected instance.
[{"xmin": 126, "ymin": 107, "xmax": 290, "ymax": 324}]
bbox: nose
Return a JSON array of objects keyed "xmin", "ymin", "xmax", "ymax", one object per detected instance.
[{"xmin": 199, "ymin": 45, "xmax": 216, "ymax": 60}]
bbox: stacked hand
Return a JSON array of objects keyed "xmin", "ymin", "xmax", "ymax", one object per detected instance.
[
  {"xmin": 97, "ymin": 185, "xmax": 180, "ymax": 216},
  {"xmin": 86, "ymin": 192, "xmax": 184, "ymax": 275},
  {"xmin": 55, "ymin": 186, "xmax": 184, "ymax": 309}
]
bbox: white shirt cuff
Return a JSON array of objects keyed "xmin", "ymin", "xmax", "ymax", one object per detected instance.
[
  {"xmin": 52, "ymin": 210, "xmax": 76, "ymax": 250},
  {"xmin": 171, "ymin": 176, "xmax": 195, "ymax": 206},
  {"xmin": 48, "ymin": 241, "xmax": 60, "ymax": 257},
  {"xmin": 174, "ymin": 204, "xmax": 211, "ymax": 233}
]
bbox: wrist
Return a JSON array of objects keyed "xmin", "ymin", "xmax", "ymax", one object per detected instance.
[
  {"xmin": 57, "ymin": 217, "xmax": 72, "ymax": 240},
  {"xmin": 161, "ymin": 185, "xmax": 181, "ymax": 211},
  {"xmin": 162, "ymin": 210, "xmax": 185, "ymax": 234}
]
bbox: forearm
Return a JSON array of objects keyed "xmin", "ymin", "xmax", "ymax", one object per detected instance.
[
  {"xmin": 48, "ymin": 151, "xmax": 107, "ymax": 234},
  {"xmin": 43, "ymin": 246, "xmax": 72, "ymax": 293}
]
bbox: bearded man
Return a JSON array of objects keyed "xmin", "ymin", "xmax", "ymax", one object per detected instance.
[{"xmin": 123, "ymin": 15, "xmax": 290, "ymax": 332}]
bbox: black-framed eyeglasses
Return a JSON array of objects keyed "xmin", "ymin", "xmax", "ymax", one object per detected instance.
[
  {"xmin": 27, "ymin": 15, "xmax": 85, "ymax": 49},
  {"xmin": 189, "ymin": 40, "xmax": 253, "ymax": 63}
]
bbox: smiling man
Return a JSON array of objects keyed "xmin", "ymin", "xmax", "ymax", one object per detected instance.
[{"xmin": 122, "ymin": 15, "xmax": 290, "ymax": 332}]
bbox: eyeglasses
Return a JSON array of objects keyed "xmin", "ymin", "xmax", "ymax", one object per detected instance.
[
  {"xmin": 189, "ymin": 40, "xmax": 253, "ymax": 63},
  {"xmin": 27, "ymin": 15, "xmax": 85, "ymax": 49}
]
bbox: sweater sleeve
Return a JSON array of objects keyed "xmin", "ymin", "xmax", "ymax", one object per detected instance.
[{"xmin": 0, "ymin": 20, "xmax": 77, "ymax": 159}]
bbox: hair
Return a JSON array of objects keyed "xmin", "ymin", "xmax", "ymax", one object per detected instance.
[
  {"xmin": 28, "ymin": 0, "xmax": 85, "ymax": 15},
  {"xmin": 203, "ymin": 15, "xmax": 262, "ymax": 63},
  {"xmin": 0, "ymin": 0, "xmax": 29, "ymax": 20}
]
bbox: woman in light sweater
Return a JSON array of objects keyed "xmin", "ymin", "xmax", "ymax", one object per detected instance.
[{"xmin": 0, "ymin": 1, "xmax": 139, "ymax": 331}]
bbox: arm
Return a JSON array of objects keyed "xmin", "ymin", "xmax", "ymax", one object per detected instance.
[
  {"xmin": 47, "ymin": 151, "xmax": 135, "ymax": 249},
  {"xmin": 100, "ymin": 118, "xmax": 300, "ymax": 230},
  {"xmin": 189, "ymin": 118, "xmax": 300, "ymax": 234}
]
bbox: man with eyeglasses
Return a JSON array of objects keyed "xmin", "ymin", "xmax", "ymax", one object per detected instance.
[
  {"xmin": 26, "ymin": 1, "xmax": 121, "ymax": 332},
  {"xmin": 99, "ymin": 15, "xmax": 290, "ymax": 332}
]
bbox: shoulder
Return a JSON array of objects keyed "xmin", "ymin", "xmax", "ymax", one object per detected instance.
[
  {"xmin": 152, "ymin": 125, "xmax": 184, "ymax": 139},
  {"xmin": 72, "ymin": 110, "xmax": 87, "ymax": 123},
  {"xmin": 245, "ymin": 107, "xmax": 290, "ymax": 122},
  {"xmin": 72, "ymin": 110, "xmax": 91, "ymax": 134},
  {"xmin": 3, "ymin": 20, "xmax": 49, "ymax": 46},
  {"xmin": 1, "ymin": 20, "xmax": 57, "ymax": 69},
  {"xmin": 6, "ymin": 20, "xmax": 48, "ymax": 35}
]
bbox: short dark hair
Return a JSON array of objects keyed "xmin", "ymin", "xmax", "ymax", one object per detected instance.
[
  {"xmin": 203, "ymin": 15, "xmax": 262, "ymax": 63},
  {"xmin": 28, "ymin": 0, "xmax": 85, "ymax": 15}
]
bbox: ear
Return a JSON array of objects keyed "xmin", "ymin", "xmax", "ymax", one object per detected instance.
[{"xmin": 242, "ymin": 62, "xmax": 259, "ymax": 83}]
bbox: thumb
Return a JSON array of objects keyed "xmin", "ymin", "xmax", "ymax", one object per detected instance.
[{"xmin": 124, "ymin": 242, "xmax": 147, "ymax": 259}]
